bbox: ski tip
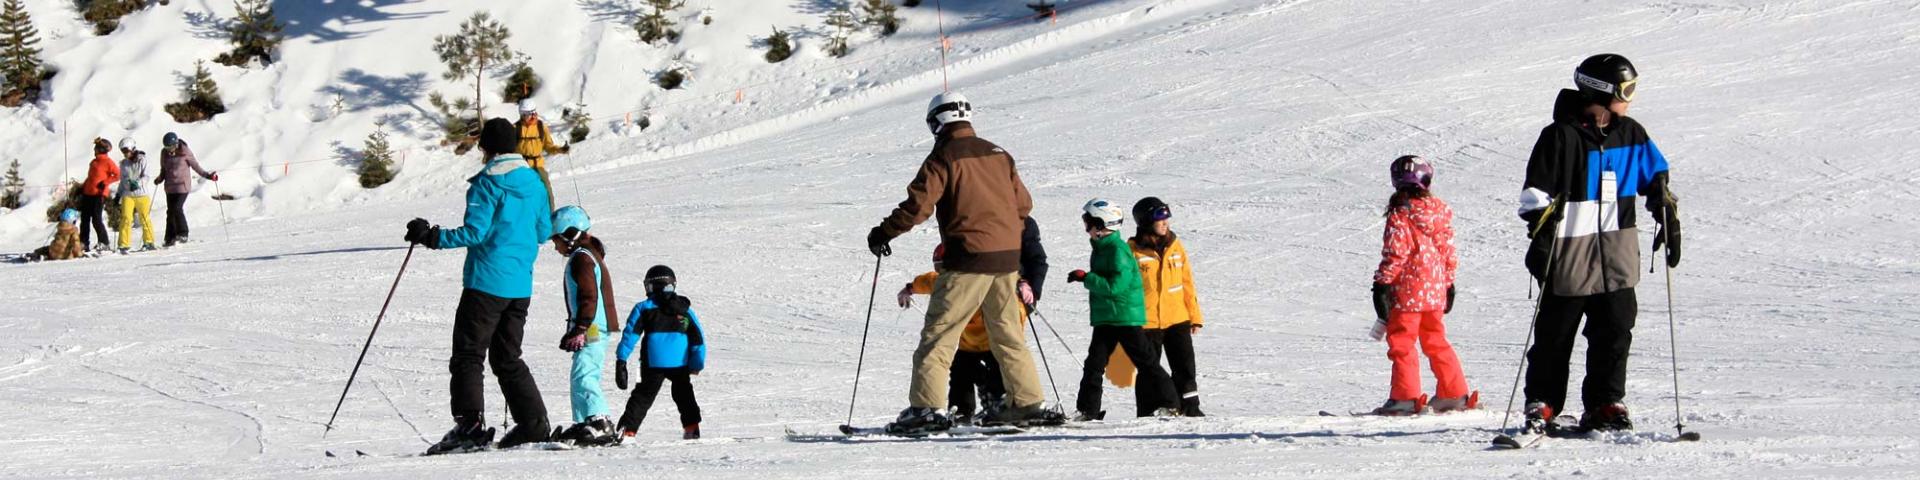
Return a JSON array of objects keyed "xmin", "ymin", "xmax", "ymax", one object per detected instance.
[
  {"xmin": 325, "ymin": 451, "xmax": 337, "ymax": 458},
  {"xmin": 1317, "ymin": 411, "xmax": 1338, "ymax": 417},
  {"xmin": 1677, "ymin": 431, "xmax": 1702, "ymax": 442},
  {"xmin": 837, "ymin": 424, "xmax": 855, "ymax": 435},
  {"xmin": 355, "ymin": 449, "xmax": 369, "ymax": 457},
  {"xmin": 1489, "ymin": 435, "xmax": 1522, "ymax": 450}
]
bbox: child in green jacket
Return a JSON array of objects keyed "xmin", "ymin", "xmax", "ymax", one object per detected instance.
[{"xmin": 1067, "ymin": 198, "xmax": 1179, "ymax": 421}]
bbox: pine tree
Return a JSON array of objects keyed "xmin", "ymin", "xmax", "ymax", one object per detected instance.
[
  {"xmin": 427, "ymin": 92, "xmax": 479, "ymax": 146},
  {"xmin": 561, "ymin": 106, "xmax": 591, "ymax": 143},
  {"xmin": 164, "ymin": 60, "xmax": 226, "ymax": 122},
  {"xmin": 433, "ymin": 11, "xmax": 519, "ymax": 128},
  {"xmin": 214, "ymin": 0, "xmax": 284, "ymax": 67},
  {"xmin": 635, "ymin": 0, "xmax": 685, "ymax": 44},
  {"xmin": 500, "ymin": 62, "xmax": 540, "ymax": 104},
  {"xmin": 0, "ymin": 0, "xmax": 44, "ymax": 105},
  {"xmin": 764, "ymin": 27, "xmax": 792, "ymax": 63},
  {"xmin": 78, "ymin": 0, "xmax": 147, "ymax": 36},
  {"xmin": 1, "ymin": 158, "xmax": 25, "ymax": 209},
  {"xmin": 824, "ymin": 7, "xmax": 857, "ymax": 58},
  {"xmin": 358, "ymin": 126, "xmax": 396, "ymax": 188},
  {"xmin": 859, "ymin": 0, "xmax": 900, "ymax": 36}
]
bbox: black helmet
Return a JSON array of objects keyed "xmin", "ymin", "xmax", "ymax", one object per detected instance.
[
  {"xmin": 1575, "ymin": 54, "xmax": 1638, "ymax": 104},
  {"xmin": 644, "ymin": 265, "xmax": 677, "ymax": 295}
]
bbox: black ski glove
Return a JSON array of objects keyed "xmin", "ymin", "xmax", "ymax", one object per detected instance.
[
  {"xmin": 1652, "ymin": 219, "xmax": 1681, "ymax": 269},
  {"xmin": 404, "ymin": 218, "xmax": 440, "ymax": 248},
  {"xmin": 866, "ymin": 226, "xmax": 892, "ymax": 257},
  {"xmin": 1445, "ymin": 285, "xmax": 1456, "ymax": 314},
  {"xmin": 1371, "ymin": 283, "xmax": 1392, "ymax": 321},
  {"xmin": 615, "ymin": 362, "xmax": 630, "ymax": 390}
]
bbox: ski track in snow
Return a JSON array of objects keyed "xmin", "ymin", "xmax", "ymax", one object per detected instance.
[{"xmin": 3, "ymin": 0, "xmax": 1920, "ymax": 478}]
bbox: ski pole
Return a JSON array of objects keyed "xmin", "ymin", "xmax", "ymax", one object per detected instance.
[
  {"xmin": 1500, "ymin": 212, "xmax": 1561, "ymax": 435},
  {"xmin": 1030, "ymin": 308, "xmax": 1076, "ymax": 357},
  {"xmin": 1026, "ymin": 309, "xmax": 1064, "ymax": 405},
  {"xmin": 1659, "ymin": 211, "xmax": 1697, "ymax": 441},
  {"xmin": 323, "ymin": 243, "xmax": 418, "ymax": 438},
  {"xmin": 212, "ymin": 179, "xmax": 232, "ymax": 243},
  {"xmin": 843, "ymin": 255, "xmax": 883, "ymax": 429}
]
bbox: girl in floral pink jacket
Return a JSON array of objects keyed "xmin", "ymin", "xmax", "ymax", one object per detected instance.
[{"xmin": 1367, "ymin": 155, "xmax": 1474, "ymax": 416}]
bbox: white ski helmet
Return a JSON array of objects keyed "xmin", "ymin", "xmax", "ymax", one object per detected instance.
[
  {"xmin": 1082, "ymin": 198, "xmax": 1124, "ymax": 230},
  {"xmin": 118, "ymin": 137, "xmax": 137, "ymax": 151},
  {"xmin": 926, "ymin": 91, "xmax": 972, "ymax": 134},
  {"xmin": 518, "ymin": 100, "xmax": 537, "ymax": 116}
]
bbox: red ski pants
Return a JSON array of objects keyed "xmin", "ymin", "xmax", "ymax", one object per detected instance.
[{"xmin": 1386, "ymin": 309, "xmax": 1468, "ymax": 401}]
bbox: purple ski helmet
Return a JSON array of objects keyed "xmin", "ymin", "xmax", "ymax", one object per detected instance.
[{"xmin": 1390, "ymin": 155, "xmax": 1434, "ymax": 190}]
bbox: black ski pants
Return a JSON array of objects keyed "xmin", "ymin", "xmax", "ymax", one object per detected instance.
[
  {"xmin": 948, "ymin": 350, "xmax": 1005, "ymax": 416},
  {"xmin": 164, "ymin": 192, "xmax": 189, "ymax": 245},
  {"xmin": 1524, "ymin": 288, "xmax": 1637, "ymax": 415},
  {"xmin": 619, "ymin": 368, "xmax": 701, "ymax": 431},
  {"xmin": 78, "ymin": 195, "xmax": 109, "ymax": 248},
  {"xmin": 1077, "ymin": 325, "xmax": 1176, "ymax": 415},
  {"xmin": 449, "ymin": 289, "xmax": 548, "ymax": 425},
  {"xmin": 1134, "ymin": 322, "xmax": 1200, "ymax": 417}
]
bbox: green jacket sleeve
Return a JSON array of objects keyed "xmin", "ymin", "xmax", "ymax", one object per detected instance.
[{"xmin": 1081, "ymin": 235, "xmax": 1128, "ymax": 297}]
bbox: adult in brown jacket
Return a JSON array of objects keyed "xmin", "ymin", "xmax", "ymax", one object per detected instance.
[{"xmin": 866, "ymin": 92, "xmax": 1058, "ymax": 434}]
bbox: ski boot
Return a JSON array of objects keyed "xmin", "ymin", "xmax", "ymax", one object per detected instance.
[
  {"xmin": 1152, "ymin": 407, "xmax": 1183, "ymax": 418},
  {"xmin": 556, "ymin": 416, "xmax": 617, "ymax": 446},
  {"xmin": 1180, "ymin": 396, "xmax": 1206, "ymax": 417},
  {"xmin": 948, "ymin": 407, "xmax": 975, "ymax": 427},
  {"xmin": 496, "ymin": 419, "xmax": 553, "ymax": 449},
  {"xmin": 142, "ymin": 242, "xmax": 157, "ymax": 252},
  {"xmin": 1429, "ymin": 391, "xmax": 1480, "ymax": 414},
  {"xmin": 1520, "ymin": 401, "xmax": 1558, "ymax": 436},
  {"xmin": 682, "ymin": 423, "xmax": 701, "ymax": 440},
  {"xmin": 1069, "ymin": 410, "xmax": 1106, "ymax": 423},
  {"xmin": 1370, "ymin": 395, "xmax": 1427, "ymax": 416},
  {"xmin": 425, "ymin": 416, "xmax": 495, "ymax": 455},
  {"xmin": 884, "ymin": 407, "xmax": 953, "ymax": 435},
  {"xmin": 1578, "ymin": 403, "xmax": 1634, "ymax": 432},
  {"xmin": 978, "ymin": 402, "xmax": 1065, "ymax": 427}
]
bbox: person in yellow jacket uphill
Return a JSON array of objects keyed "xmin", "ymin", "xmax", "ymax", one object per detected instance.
[
  {"xmin": 115, "ymin": 137, "xmax": 157, "ymax": 253},
  {"xmin": 515, "ymin": 100, "xmax": 570, "ymax": 209},
  {"xmin": 1124, "ymin": 196, "xmax": 1207, "ymax": 417}
]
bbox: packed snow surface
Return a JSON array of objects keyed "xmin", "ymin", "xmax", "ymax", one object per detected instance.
[{"xmin": 3, "ymin": 0, "xmax": 1918, "ymax": 478}]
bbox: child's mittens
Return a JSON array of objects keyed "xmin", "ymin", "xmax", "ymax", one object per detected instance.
[
  {"xmin": 615, "ymin": 362, "xmax": 630, "ymax": 390},
  {"xmin": 1370, "ymin": 283, "xmax": 1392, "ymax": 322},
  {"xmin": 1067, "ymin": 269, "xmax": 1087, "ymax": 283},
  {"xmin": 897, "ymin": 284, "xmax": 915, "ymax": 309}
]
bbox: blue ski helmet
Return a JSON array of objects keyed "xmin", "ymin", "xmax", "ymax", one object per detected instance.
[
  {"xmin": 59, "ymin": 208, "xmax": 79, "ymax": 224},
  {"xmin": 163, "ymin": 132, "xmax": 180, "ymax": 147},
  {"xmin": 551, "ymin": 205, "xmax": 591, "ymax": 241}
]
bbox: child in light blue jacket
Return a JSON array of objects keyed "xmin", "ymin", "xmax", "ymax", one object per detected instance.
[{"xmin": 615, "ymin": 265, "xmax": 707, "ymax": 440}]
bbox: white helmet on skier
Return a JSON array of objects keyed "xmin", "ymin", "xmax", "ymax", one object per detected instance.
[
  {"xmin": 1082, "ymin": 198, "xmax": 1124, "ymax": 231},
  {"xmin": 926, "ymin": 91, "xmax": 972, "ymax": 134},
  {"xmin": 518, "ymin": 100, "xmax": 537, "ymax": 116},
  {"xmin": 118, "ymin": 137, "xmax": 137, "ymax": 151}
]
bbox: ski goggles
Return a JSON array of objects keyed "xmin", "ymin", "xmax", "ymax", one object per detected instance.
[
  {"xmin": 645, "ymin": 276, "xmax": 677, "ymax": 295},
  {"xmin": 1576, "ymin": 72, "xmax": 1638, "ymax": 102},
  {"xmin": 550, "ymin": 227, "xmax": 584, "ymax": 244},
  {"xmin": 1146, "ymin": 205, "xmax": 1172, "ymax": 221}
]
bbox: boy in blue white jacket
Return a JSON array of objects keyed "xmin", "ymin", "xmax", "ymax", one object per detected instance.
[{"xmin": 615, "ymin": 265, "xmax": 707, "ymax": 440}]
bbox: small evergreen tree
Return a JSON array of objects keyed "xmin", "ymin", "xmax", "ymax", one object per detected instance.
[
  {"xmin": 77, "ymin": 0, "xmax": 147, "ymax": 35},
  {"xmin": 427, "ymin": 92, "xmax": 479, "ymax": 146},
  {"xmin": 656, "ymin": 67, "xmax": 687, "ymax": 90},
  {"xmin": 358, "ymin": 126, "xmax": 396, "ymax": 188},
  {"xmin": 1, "ymin": 0, "xmax": 47, "ymax": 105},
  {"xmin": 213, "ymin": 0, "xmax": 284, "ymax": 67},
  {"xmin": 763, "ymin": 27, "xmax": 792, "ymax": 63},
  {"xmin": 433, "ymin": 11, "xmax": 519, "ymax": 128},
  {"xmin": 859, "ymin": 0, "xmax": 900, "ymax": 36},
  {"xmin": 561, "ymin": 106, "xmax": 590, "ymax": 143},
  {"xmin": 635, "ymin": 0, "xmax": 684, "ymax": 44},
  {"xmin": 1, "ymin": 158, "xmax": 24, "ymax": 209},
  {"xmin": 824, "ymin": 7, "xmax": 856, "ymax": 58},
  {"xmin": 500, "ymin": 62, "xmax": 540, "ymax": 104},
  {"xmin": 164, "ymin": 60, "xmax": 227, "ymax": 122}
]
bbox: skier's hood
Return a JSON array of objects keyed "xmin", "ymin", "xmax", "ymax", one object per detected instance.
[
  {"xmin": 470, "ymin": 154, "xmax": 538, "ymax": 196},
  {"xmin": 1551, "ymin": 89, "xmax": 1617, "ymax": 143},
  {"xmin": 1403, "ymin": 196, "xmax": 1448, "ymax": 234}
]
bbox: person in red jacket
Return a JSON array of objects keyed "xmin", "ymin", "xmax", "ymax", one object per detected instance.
[
  {"xmin": 1368, "ymin": 155, "xmax": 1475, "ymax": 416},
  {"xmin": 79, "ymin": 138, "xmax": 121, "ymax": 251}
]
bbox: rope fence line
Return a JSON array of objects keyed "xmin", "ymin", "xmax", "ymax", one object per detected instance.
[{"xmin": 6, "ymin": 2, "xmax": 1103, "ymax": 196}]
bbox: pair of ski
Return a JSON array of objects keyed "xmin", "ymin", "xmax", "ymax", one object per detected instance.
[
  {"xmin": 1490, "ymin": 421, "xmax": 1703, "ymax": 450},
  {"xmin": 796, "ymin": 421, "xmax": 1116, "ymax": 441}
]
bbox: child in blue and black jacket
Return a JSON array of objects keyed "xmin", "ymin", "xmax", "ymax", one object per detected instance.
[{"xmin": 614, "ymin": 265, "xmax": 707, "ymax": 440}]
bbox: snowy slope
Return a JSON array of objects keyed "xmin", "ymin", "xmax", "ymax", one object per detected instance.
[{"xmin": 5, "ymin": 0, "xmax": 1920, "ymax": 478}]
